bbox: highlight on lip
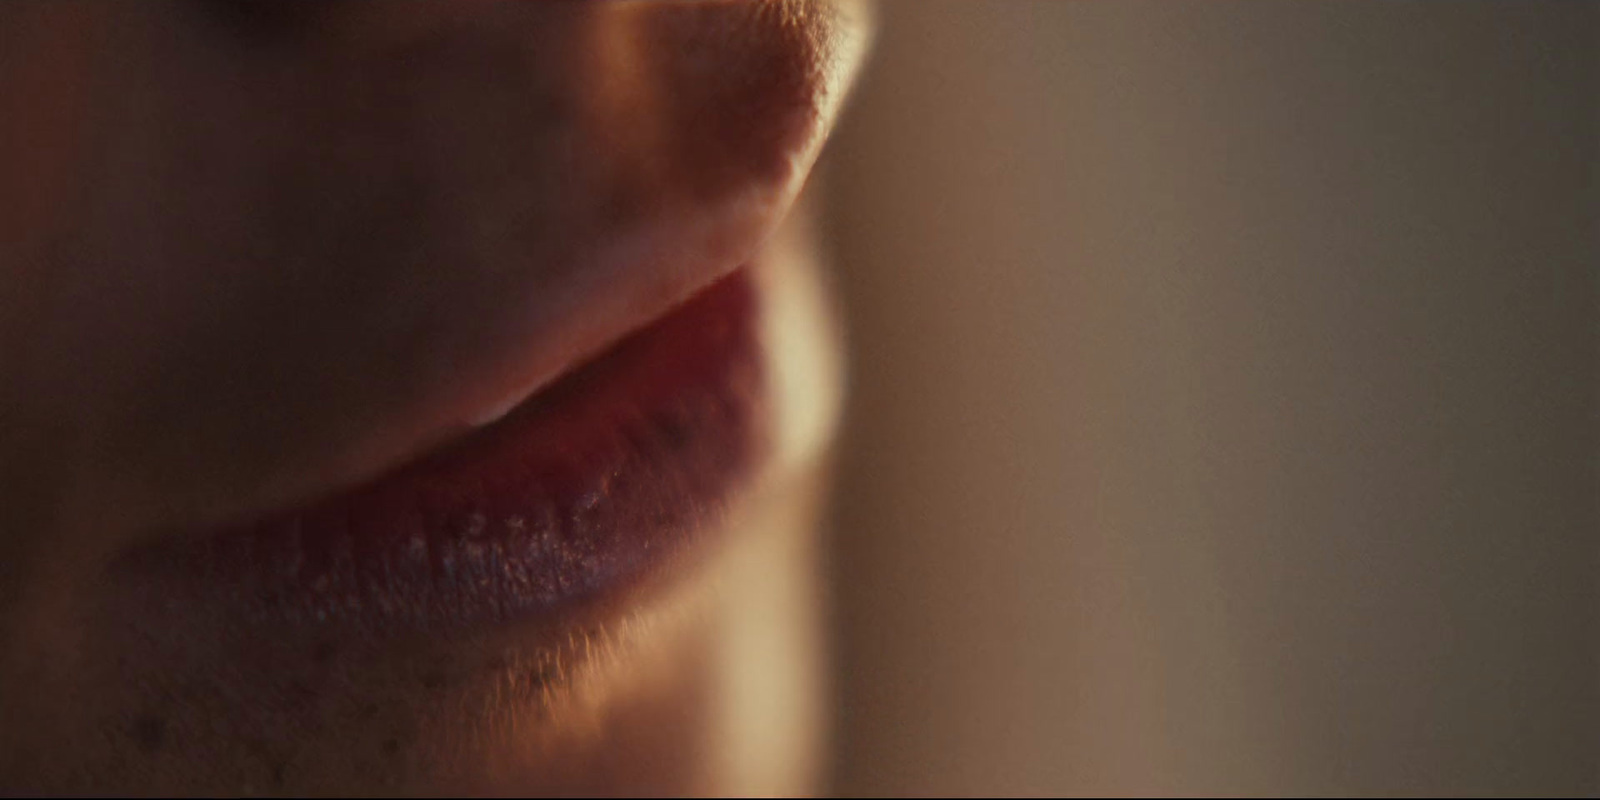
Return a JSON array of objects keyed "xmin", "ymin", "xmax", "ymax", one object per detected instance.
[{"xmin": 117, "ymin": 269, "xmax": 768, "ymax": 633}]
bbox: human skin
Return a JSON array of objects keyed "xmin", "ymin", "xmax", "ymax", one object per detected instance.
[{"xmin": 0, "ymin": 1, "xmax": 870, "ymax": 794}]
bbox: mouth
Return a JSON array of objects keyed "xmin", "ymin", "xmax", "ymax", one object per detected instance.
[
  {"xmin": 83, "ymin": 238, "xmax": 841, "ymax": 793},
  {"xmin": 0, "ymin": 0, "xmax": 869, "ymax": 793},
  {"xmin": 115, "ymin": 264, "xmax": 779, "ymax": 635},
  {"xmin": 71, "ymin": 0, "xmax": 868, "ymax": 641}
]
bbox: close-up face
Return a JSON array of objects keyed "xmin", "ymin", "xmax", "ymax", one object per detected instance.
[{"xmin": 0, "ymin": 1, "xmax": 872, "ymax": 794}]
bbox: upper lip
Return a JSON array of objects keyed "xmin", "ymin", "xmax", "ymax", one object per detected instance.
[{"xmin": 71, "ymin": 0, "xmax": 872, "ymax": 547}]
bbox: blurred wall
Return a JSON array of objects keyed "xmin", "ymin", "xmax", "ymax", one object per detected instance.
[{"xmin": 823, "ymin": 3, "xmax": 1597, "ymax": 794}]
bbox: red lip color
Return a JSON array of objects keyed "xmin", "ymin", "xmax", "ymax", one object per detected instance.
[{"xmin": 118, "ymin": 269, "xmax": 765, "ymax": 634}]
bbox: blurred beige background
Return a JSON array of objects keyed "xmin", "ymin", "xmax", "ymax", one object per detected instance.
[{"xmin": 821, "ymin": 3, "xmax": 1597, "ymax": 795}]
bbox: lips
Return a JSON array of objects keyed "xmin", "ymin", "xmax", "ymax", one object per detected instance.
[
  {"xmin": 24, "ymin": 0, "xmax": 874, "ymax": 645},
  {"xmin": 118, "ymin": 268, "xmax": 768, "ymax": 633}
]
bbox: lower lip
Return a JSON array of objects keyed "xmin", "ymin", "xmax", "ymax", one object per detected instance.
[{"xmin": 117, "ymin": 269, "xmax": 767, "ymax": 634}]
